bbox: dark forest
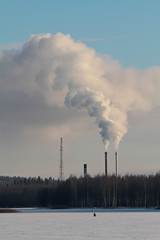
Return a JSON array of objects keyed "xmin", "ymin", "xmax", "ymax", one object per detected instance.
[{"xmin": 1, "ymin": 173, "xmax": 160, "ymax": 209}]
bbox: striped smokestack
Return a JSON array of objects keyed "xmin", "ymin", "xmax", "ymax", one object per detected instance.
[
  {"xmin": 115, "ymin": 151, "xmax": 118, "ymax": 177},
  {"xmin": 105, "ymin": 152, "xmax": 107, "ymax": 176}
]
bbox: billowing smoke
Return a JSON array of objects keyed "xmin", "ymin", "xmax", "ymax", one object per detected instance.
[
  {"xmin": 0, "ymin": 33, "xmax": 160, "ymax": 150},
  {"xmin": 65, "ymin": 88, "xmax": 127, "ymax": 150}
]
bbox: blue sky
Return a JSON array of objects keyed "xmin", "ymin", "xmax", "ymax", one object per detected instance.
[
  {"xmin": 1, "ymin": 0, "xmax": 160, "ymax": 68},
  {"xmin": 0, "ymin": 0, "xmax": 160, "ymax": 178}
]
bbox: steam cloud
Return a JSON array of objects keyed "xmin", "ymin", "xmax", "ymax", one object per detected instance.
[{"xmin": 0, "ymin": 33, "xmax": 160, "ymax": 150}]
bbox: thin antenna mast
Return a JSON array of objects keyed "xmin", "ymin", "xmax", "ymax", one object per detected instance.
[{"xmin": 59, "ymin": 137, "xmax": 64, "ymax": 180}]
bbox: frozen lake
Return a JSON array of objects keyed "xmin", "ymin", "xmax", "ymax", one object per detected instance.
[{"xmin": 1, "ymin": 209, "xmax": 160, "ymax": 240}]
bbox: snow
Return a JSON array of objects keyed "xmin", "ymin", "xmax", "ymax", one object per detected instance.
[{"xmin": 0, "ymin": 209, "xmax": 160, "ymax": 239}]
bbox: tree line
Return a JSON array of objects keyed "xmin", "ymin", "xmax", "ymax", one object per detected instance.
[{"xmin": 0, "ymin": 173, "xmax": 160, "ymax": 208}]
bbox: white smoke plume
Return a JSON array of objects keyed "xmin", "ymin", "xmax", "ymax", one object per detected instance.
[
  {"xmin": 0, "ymin": 33, "xmax": 160, "ymax": 150},
  {"xmin": 65, "ymin": 88, "xmax": 127, "ymax": 150}
]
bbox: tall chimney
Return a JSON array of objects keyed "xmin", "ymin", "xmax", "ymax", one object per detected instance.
[
  {"xmin": 105, "ymin": 152, "xmax": 107, "ymax": 176},
  {"xmin": 59, "ymin": 137, "xmax": 64, "ymax": 181},
  {"xmin": 84, "ymin": 164, "xmax": 87, "ymax": 177},
  {"xmin": 115, "ymin": 151, "xmax": 118, "ymax": 177}
]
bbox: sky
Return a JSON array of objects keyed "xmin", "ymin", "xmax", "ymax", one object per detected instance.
[{"xmin": 0, "ymin": 0, "xmax": 160, "ymax": 179}]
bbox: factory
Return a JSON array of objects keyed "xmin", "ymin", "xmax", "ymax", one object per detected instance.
[{"xmin": 59, "ymin": 137, "xmax": 119, "ymax": 179}]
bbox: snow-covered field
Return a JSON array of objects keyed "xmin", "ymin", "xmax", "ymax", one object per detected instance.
[{"xmin": 1, "ymin": 209, "xmax": 160, "ymax": 240}]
